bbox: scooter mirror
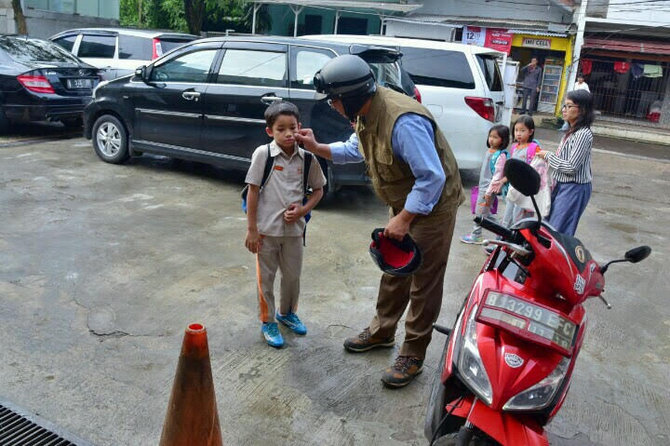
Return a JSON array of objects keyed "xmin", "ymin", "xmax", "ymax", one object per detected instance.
[
  {"xmin": 625, "ymin": 245, "xmax": 651, "ymax": 263},
  {"xmin": 504, "ymin": 159, "xmax": 540, "ymax": 196}
]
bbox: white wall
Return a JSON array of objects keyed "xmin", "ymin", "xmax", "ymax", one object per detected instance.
[
  {"xmin": 384, "ymin": 19, "xmax": 456, "ymax": 41},
  {"xmin": 601, "ymin": 0, "xmax": 670, "ymax": 25},
  {"xmin": 409, "ymin": 0, "xmax": 573, "ymax": 24}
]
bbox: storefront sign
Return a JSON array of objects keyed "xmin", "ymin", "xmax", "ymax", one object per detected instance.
[
  {"xmin": 463, "ymin": 26, "xmax": 513, "ymax": 54},
  {"xmin": 486, "ymin": 29, "xmax": 513, "ymax": 54},
  {"xmin": 463, "ymin": 26, "xmax": 486, "ymax": 46},
  {"xmin": 522, "ymin": 37, "xmax": 551, "ymax": 49}
]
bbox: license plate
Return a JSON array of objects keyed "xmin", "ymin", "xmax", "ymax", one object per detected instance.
[
  {"xmin": 480, "ymin": 291, "xmax": 578, "ymax": 353},
  {"xmin": 67, "ymin": 78, "xmax": 93, "ymax": 89}
]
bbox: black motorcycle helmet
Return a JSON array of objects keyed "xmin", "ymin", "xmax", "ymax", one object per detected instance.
[
  {"xmin": 369, "ymin": 228, "xmax": 423, "ymax": 277},
  {"xmin": 313, "ymin": 55, "xmax": 377, "ymax": 121}
]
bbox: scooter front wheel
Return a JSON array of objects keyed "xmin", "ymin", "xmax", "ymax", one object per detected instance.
[
  {"xmin": 424, "ymin": 336, "xmax": 449, "ymax": 441},
  {"xmin": 433, "ymin": 431, "xmax": 497, "ymax": 446}
]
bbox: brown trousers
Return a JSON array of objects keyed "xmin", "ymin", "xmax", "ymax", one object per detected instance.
[
  {"xmin": 255, "ymin": 236, "xmax": 304, "ymax": 323},
  {"xmin": 369, "ymin": 203, "xmax": 458, "ymax": 359}
]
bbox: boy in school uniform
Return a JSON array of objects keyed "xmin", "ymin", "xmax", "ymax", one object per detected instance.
[{"xmin": 244, "ymin": 101, "xmax": 326, "ymax": 348}]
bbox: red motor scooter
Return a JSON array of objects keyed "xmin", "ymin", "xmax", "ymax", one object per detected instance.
[{"xmin": 424, "ymin": 159, "xmax": 651, "ymax": 446}]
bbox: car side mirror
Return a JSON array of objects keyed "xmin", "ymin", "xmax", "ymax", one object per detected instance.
[{"xmin": 135, "ymin": 65, "xmax": 148, "ymax": 82}]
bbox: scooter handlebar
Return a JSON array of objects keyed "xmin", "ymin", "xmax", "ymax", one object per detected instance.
[{"xmin": 474, "ymin": 216, "xmax": 515, "ymax": 240}]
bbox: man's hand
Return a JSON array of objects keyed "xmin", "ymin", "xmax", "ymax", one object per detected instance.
[
  {"xmin": 284, "ymin": 203, "xmax": 304, "ymax": 224},
  {"xmin": 385, "ymin": 210, "xmax": 415, "ymax": 240},
  {"xmin": 294, "ymin": 128, "xmax": 317, "ymax": 151},
  {"xmin": 245, "ymin": 229, "xmax": 262, "ymax": 254}
]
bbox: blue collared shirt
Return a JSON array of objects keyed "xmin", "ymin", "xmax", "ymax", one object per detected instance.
[{"xmin": 329, "ymin": 113, "xmax": 446, "ymax": 215}]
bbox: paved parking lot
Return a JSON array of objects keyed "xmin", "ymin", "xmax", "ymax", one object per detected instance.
[{"xmin": 0, "ymin": 131, "xmax": 668, "ymax": 445}]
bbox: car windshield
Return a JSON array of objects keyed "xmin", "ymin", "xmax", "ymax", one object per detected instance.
[{"xmin": 0, "ymin": 37, "xmax": 81, "ymax": 64}]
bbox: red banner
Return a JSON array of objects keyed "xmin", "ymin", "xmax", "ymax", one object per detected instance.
[{"xmin": 485, "ymin": 29, "xmax": 513, "ymax": 54}]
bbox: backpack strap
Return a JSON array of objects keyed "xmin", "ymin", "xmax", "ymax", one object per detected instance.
[
  {"xmin": 259, "ymin": 143, "xmax": 274, "ymax": 190},
  {"xmin": 526, "ymin": 142, "xmax": 539, "ymax": 164},
  {"xmin": 489, "ymin": 149, "xmax": 509, "ymax": 175},
  {"xmin": 303, "ymin": 151, "xmax": 312, "ymax": 197}
]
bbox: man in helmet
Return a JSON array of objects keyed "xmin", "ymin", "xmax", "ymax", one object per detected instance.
[{"xmin": 295, "ymin": 55, "xmax": 464, "ymax": 388}]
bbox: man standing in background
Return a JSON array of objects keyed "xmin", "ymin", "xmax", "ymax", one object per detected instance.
[{"xmin": 520, "ymin": 57, "xmax": 542, "ymax": 115}]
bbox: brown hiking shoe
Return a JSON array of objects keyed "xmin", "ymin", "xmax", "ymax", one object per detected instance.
[
  {"xmin": 381, "ymin": 355, "xmax": 424, "ymax": 388},
  {"xmin": 343, "ymin": 327, "xmax": 395, "ymax": 353}
]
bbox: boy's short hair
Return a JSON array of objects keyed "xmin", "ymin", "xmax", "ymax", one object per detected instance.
[{"xmin": 264, "ymin": 101, "xmax": 300, "ymax": 127}]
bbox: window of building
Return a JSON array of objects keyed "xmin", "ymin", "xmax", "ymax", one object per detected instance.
[{"xmin": 24, "ymin": 0, "xmax": 119, "ymax": 20}]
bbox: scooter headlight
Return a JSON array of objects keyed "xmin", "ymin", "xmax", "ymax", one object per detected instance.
[
  {"xmin": 458, "ymin": 305, "xmax": 493, "ymax": 405},
  {"xmin": 503, "ymin": 356, "xmax": 570, "ymax": 411}
]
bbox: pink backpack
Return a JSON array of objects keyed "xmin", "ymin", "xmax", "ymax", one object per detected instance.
[{"xmin": 511, "ymin": 141, "xmax": 539, "ymax": 164}]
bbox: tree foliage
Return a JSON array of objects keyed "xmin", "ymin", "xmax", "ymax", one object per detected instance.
[{"xmin": 120, "ymin": 0, "xmax": 271, "ymax": 35}]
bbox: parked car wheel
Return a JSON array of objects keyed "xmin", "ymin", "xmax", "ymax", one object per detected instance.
[{"xmin": 92, "ymin": 115, "xmax": 129, "ymax": 164}]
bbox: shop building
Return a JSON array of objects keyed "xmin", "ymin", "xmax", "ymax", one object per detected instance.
[{"xmin": 570, "ymin": 0, "xmax": 670, "ymax": 129}]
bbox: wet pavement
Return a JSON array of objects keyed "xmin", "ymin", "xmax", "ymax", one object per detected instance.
[{"xmin": 0, "ymin": 131, "xmax": 668, "ymax": 446}]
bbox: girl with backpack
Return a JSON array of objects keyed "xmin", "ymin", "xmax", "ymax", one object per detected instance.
[
  {"xmin": 501, "ymin": 115, "xmax": 551, "ymax": 228},
  {"xmin": 461, "ymin": 125, "xmax": 511, "ymax": 244}
]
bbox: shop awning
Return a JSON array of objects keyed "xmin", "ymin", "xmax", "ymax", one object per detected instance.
[{"xmin": 583, "ymin": 38, "xmax": 670, "ymax": 56}]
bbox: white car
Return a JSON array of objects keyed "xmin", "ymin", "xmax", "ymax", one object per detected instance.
[
  {"xmin": 50, "ymin": 28, "xmax": 198, "ymax": 80},
  {"xmin": 302, "ymin": 35, "xmax": 506, "ymax": 171}
]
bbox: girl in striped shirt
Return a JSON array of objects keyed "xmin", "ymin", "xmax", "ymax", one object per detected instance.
[{"xmin": 537, "ymin": 90, "xmax": 595, "ymax": 235}]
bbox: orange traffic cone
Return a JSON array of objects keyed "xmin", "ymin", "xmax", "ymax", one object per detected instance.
[{"xmin": 159, "ymin": 323, "xmax": 223, "ymax": 446}]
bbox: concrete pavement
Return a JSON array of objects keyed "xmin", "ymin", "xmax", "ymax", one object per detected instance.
[{"xmin": 0, "ymin": 134, "xmax": 668, "ymax": 445}]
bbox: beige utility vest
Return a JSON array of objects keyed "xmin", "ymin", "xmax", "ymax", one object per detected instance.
[{"xmin": 355, "ymin": 87, "xmax": 464, "ymax": 215}]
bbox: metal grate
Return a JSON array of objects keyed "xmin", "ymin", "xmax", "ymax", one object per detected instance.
[{"xmin": 0, "ymin": 398, "xmax": 92, "ymax": 446}]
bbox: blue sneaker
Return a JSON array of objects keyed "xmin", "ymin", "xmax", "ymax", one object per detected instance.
[
  {"xmin": 276, "ymin": 312, "xmax": 307, "ymax": 335},
  {"xmin": 261, "ymin": 322, "xmax": 284, "ymax": 348},
  {"xmin": 460, "ymin": 233, "xmax": 483, "ymax": 245}
]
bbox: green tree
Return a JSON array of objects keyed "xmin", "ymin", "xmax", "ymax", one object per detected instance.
[{"xmin": 120, "ymin": 0, "xmax": 270, "ymax": 35}]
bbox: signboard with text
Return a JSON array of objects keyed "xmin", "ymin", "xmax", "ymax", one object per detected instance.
[
  {"xmin": 522, "ymin": 37, "xmax": 551, "ymax": 49},
  {"xmin": 463, "ymin": 26, "xmax": 512, "ymax": 54},
  {"xmin": 485, "ymin": 29, "xmax": 513, "ymax": 54}
]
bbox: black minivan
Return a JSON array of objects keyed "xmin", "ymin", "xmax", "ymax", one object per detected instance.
[{"xmin": 83, "ymin": 36, "xmax": 417, "ymax": 194}]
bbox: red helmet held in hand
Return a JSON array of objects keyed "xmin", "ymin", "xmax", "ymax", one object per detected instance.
[{"xmin": 369, "ymin": 228, "xmax": 423, "ymax": 277}]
